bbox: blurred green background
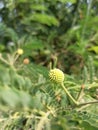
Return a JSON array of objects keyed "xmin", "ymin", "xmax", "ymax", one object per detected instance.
[{"xmin": 0, "ymin": 0, "xmax": 98, "ymax": 74}]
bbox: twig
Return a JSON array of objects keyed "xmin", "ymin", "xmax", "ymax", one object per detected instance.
[
  {"xmin": 76, "ymin": 84, "xmax": 84, "ymax": 101},
  {"xmin": 77, "ymin": 100, "xmax": 98, "ymax": 107}
]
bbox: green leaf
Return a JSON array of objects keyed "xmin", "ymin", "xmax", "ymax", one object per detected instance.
[
  {"xmin": 58, "ymin": 0, "xmax": 76, "ymax": 3},
  {"xmin": 0, "ymin": 44, "xmax": 5, "ymax": 51},
  {"xmin": 23, "ymin": 13, "xmax": 59, "ymax": 26},
  {"xmin": 32, "ymin": 13, "xmax": 59, "ymax": 26},
  {"xmin": 16, "ymin": 0, "xmax": 28, "ymax": 3},
  {"xmin": 0, "ymin": 23, "xmax": 7, "ymax": 36},
  {"xmin": 0, "ymin": 67, "xmax": 10, "ymax": 86},
  {"xmin": 68, "ymin": 0, "xmax": 76, "ymax": 3},
  {"xmin": 19, "ymin": 91, "xmax": 32, "ymax": 107},
  {"xmin": 88, "ymin": 46, "xmax": 98, "ymax": 54},
  {"xmin": 6, "ymin": 28, "xmax": 18, "ymax": 42},
  {"xmin": 31, "ymin": 91, "xmax": 44, "ymax": 109},
  {"xmin": 30, "ymin": 4, "xmax": 47, "ymax": 11},
  {"xmin": 21, "ymin": 37, "xmax": 45, "ymax": 57},
  {"xmin": 24, "ymin": 38, "xmax": 44, "ymax": 50},
  {"xmin": 80, "ymin": 120, "xmax": 98, "ymax": 130},
  {"xmin": 0, "ymin": 87, "xmax": 20, "ymax": 107}
]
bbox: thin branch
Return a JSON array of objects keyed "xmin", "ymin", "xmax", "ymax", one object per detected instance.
[{"xmin": 78, "ymin": 100, "xmax": 98, "ymax": 107}]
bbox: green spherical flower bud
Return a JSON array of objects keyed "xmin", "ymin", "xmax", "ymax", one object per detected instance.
[{"xmin": 49, "ymin": 68, "xmax": 64, "ymax": 83}]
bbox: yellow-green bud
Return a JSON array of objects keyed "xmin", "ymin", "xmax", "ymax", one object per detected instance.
[
  {"xmin": 49, "ymin": 68, "xmax": 64, "ymax": 83},
  {"xmin": 17, "ymin": 49, "xmax": 24, "ymax": 55}
]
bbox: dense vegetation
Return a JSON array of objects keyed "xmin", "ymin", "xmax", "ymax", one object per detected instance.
[{"xmin": 0, "ymin": 0, "xmax": 98, "ymax": 129}]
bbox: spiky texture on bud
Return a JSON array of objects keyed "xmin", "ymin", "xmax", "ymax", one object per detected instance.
[{"xmin": 49, "ymin": 68, "xmax": 64, "ymax": 83}]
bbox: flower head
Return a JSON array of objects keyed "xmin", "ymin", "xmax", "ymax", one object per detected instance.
[
  {"xmin": 49, "ymin": 68, "xmax": 64, "ymax": 83},
  {"xmin": 23, "ymin": 58, "xmax": 30, "ymax": 64},
  {"xmin": 17, "ymin": 49, "xmax": 24, "ymax": 55}
]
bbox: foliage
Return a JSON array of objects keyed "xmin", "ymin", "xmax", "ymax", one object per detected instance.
[
  {"xmin": 0, "ymin": 47, "xmax": 98, "ymax": 130},
  {"xmin": 0, "ymin": 0, "xmax": 98, "ymax": 129},
  {"xmin": 0, "ymin": 0, "xmax": 98, "ymax": 74}
]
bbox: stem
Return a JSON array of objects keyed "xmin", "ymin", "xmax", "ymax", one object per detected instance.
[
  {"xmin": 0, "ymin": 56, "xmax": 10, "ymax": 65},
  {"xmin": 61, "ymin": 83, "xmax": 79, "ymax": 105},
  {"xmin": 53, "ymin": 56, "xmax": 57, "ymax": 68},
  {"xmin": 76, "ymin": 84, "xmax": 84, "ymax": 101},
  {"xmin": 78, "ymin": 101, "xmax": 98, "ymax": 107},
  {"xmin": 13, "ymin": 54, "xmax": 19, "ymax": 64},
  {"xmin": 36, "ymin": 111, "xmax": 50, "ymax": 130},
  {"xmin": 81, "ymin": 0, "xmax": 93, "ymax": 39},
  {"xmin": 7, "ymin": 54, "xmax": 14, "ymax": 66}
]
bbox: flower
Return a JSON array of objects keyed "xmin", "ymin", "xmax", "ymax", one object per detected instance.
[
  {"xmin": 17, "ymin": 49, "xmax": 24, "ymax": 55},
  {"xmin": 23, "ymin": 58, "xmax": 30, "ymax": 64},
  {"xmin": 49, "ymin": 68, "xmax": 64, "ymax": 83}
]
